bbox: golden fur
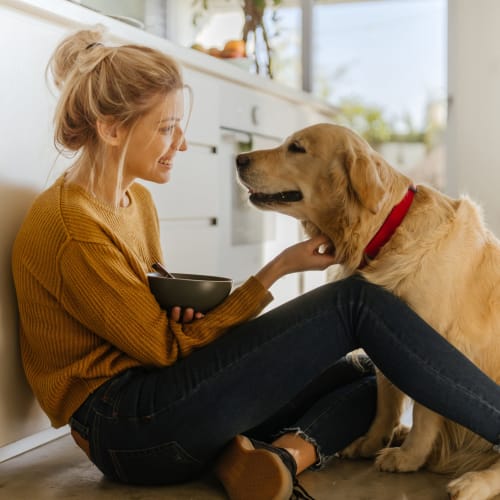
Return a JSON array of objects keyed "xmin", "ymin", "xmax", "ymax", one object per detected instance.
[{"xmin": 236, "ymin": 123, "xmax": 500, "ymax": 500}]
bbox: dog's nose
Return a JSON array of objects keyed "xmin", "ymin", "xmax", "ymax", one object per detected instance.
[{"xmin": 236, "ymin": 154, "xmax": 251, "ymax": 170}]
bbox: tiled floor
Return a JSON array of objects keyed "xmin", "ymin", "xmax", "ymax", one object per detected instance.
[{"xmin": 0, "ymin": 433, "xmax": 458, "ymax": 500}]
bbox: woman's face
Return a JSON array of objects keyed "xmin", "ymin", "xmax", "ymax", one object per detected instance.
[{"xmin": 122, "ymin": 90, "xmax": 187, "ymax": 186}]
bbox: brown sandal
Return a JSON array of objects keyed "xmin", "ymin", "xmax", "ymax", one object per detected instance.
[{"xmin": 214, "ymin": 435, "xmax": 315, "ymax": 500}]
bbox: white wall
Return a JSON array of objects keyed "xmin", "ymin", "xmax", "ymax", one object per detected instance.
[
  {"xmin": 447, "ymin": 0, "xmax": 500, "ymax": 236},
  {"xmin": 0, "ymin": 4, "xmax": 75, "ymax": 449}
]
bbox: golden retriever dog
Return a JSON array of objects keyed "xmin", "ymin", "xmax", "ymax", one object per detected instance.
[{"xmin": 235, "ymin": 123, "xmax": 500, "ymax": 500}]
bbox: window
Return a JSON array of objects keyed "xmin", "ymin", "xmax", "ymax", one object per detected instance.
[
  {"xmin": 312, "ymin": 0, "xmax": 447, "ymax": 189},
  {"xmin": 154, "ymin": 0, "xmax": 448, "ymax": 189}
]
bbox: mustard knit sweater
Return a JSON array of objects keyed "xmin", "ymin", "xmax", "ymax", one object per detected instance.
[{"xmin": 12, "ymin": 176, "xmax": 272, "ymax": 428}]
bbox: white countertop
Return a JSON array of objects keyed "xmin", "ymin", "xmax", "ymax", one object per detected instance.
[{"xmin": 5, "ymin": 0, "xmax": 336, "ymax": 114}]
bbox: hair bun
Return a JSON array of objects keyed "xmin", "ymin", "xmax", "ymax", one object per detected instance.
[{"xmin": 48, "ymin": 25, "xmax": 106, "ymax": 90}]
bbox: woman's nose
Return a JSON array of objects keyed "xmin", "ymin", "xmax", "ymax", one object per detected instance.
[
  {"xmin": 173, "ymin": 126, "xmax": 187, "ymax": 151},
  {"xmin": 178, "ymin": 135, "xmax": 187, "ymax": 151}
]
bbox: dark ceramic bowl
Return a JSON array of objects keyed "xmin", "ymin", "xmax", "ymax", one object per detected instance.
[{"xmin": 147, "ymin": 272, "xmax": 233, "ymax": 314}]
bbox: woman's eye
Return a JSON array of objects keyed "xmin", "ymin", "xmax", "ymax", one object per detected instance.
[
  {"xmin": 160, "ymin": 125, "xmax": 175, "ymax": 135},
  {"xmin": 288, "ymin": 141, "xmax": 306, "ymax": 153}
]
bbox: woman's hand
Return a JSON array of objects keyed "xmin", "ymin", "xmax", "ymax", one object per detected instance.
[
  {"xmin": 170, "ymin": 306, "xmax": 205, "ymax": 323},
  {"xmin": 255, "ymin": 234, "xmax": 336, "ymax": 290},
  {"xmin": 277, "ymin": 234, "xmax": 336, "ymax": 274}
]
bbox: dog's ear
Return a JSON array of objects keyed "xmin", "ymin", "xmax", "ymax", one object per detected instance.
[{"xmin": 344, "ymin": 148, "xmax": 386, "ymax": 214}]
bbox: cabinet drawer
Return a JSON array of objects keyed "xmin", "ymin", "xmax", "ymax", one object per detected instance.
[
  {"xmin": 159, "ymin": 220, "xmax": 221, "ymax": 276},
  {"xmin": 182, "ymin": 67, "xmax": 220, "ymax": 147},
  {"xmin": 146, "ymin": 148, "xmax": 220, "ymax": 219},
  {"xmin": 218, "ymin": 80, "xmax": 298, "ymax": 139}
]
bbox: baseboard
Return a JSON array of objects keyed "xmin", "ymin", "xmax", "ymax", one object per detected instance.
[{"xmin": 0, "ymin": 425, "xmax": 70, "ymax": 463}]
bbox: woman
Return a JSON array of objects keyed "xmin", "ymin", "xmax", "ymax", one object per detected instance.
[{"xmin": 12, "ymin": 27, "xmax": 500, "ymax": 500}]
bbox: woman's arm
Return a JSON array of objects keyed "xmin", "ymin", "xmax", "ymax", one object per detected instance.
[{"xmin": 174, "ymin": 235, "xmax": 336, "ymax": 324}]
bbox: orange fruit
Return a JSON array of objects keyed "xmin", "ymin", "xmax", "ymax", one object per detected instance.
[{"xmin": 223, "ymin": 39, "xmax": 246, "ymax": 57}]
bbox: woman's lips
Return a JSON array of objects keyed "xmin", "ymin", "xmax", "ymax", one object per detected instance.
[{"xmin": 158, "ymin": 159, "xmax": 172, "ymax": 167}]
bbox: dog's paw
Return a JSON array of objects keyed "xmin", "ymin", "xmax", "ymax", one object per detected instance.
[
  {"xmin": 341, "ymin": 433, "xmax": 389, "ymax": 459},
  {"xmin": 375, "ymin": 447, "xmax": 424, "ymax": 472},
  {"xmin": 447, "ymin": 472, "xmax": 493, "ymax": 500}
]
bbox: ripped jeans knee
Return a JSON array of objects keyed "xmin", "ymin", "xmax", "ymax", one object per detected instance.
[{"xmin": 273, "ymin": 427, "xmax": 330, "ymax": 470}]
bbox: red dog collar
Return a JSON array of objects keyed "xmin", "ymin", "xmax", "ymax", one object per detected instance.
[{"xmin": 359, "ymin": 185, "xmax": 417, "ymax": 269}]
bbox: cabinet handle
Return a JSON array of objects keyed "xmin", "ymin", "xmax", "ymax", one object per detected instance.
[
  {"xmin": 186, "ymin": 141, "xmax": 218, "ymax": 154},
  {"xmin": 159, "ymin": 217, "xmax": 219, "ymax": 230},
  {"xmin": 251, "ymin": 105, "xmax": 260, "ymax": 126}
]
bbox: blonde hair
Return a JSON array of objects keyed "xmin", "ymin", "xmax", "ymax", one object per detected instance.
[{"xmin": 47, "ymin": 25, "xmax": 186, "ymax": 206}]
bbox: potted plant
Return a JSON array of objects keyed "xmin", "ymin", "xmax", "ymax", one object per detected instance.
[{"xmin": 193, "ymin": 0, "xmax": 282, "ymax": 77}]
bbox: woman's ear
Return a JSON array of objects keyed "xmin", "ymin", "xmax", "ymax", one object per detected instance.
[{"xmin": 96, "ymin": 118, "xmax": 124, "ymax": 146}]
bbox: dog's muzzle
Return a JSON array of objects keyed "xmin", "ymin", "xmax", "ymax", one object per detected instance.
[{"xmin": 236, "ymin": 154, "xmax": 303, "ymax": 204}]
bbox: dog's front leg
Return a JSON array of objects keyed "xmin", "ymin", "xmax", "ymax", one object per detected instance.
[
  {"xmin": 341, "ymin": 372, "xmax": 406, "ymax": 458},
  {"xmin": 376, "ymin": 402, "xmax": 441, "ymax": 472}
]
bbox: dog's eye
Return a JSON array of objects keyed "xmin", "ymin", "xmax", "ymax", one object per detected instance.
[{"xmin": 288, "ymin": 141, "xmax": 306, "ymax": 154}]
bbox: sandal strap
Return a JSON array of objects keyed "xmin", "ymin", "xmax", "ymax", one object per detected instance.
[
  {"xmin": 292, "ymin": 478, "xmax": 316, "ymax": 500},
  {"xmin": 249, "ymin": 438, "xmax": 298, "ymax": 477}
]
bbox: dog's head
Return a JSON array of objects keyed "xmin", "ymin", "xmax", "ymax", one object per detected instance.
[{"xmin": 236, "ymin": 123, "xmax": 411, "ymax": 270}]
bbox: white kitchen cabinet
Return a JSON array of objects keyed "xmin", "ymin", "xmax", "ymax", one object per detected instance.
[
  {"xmin": 0, "ymin": 0, "xmax": 336, "ymax": 459},
  {"xmin": 144, "ymin": 67, "xmax": 222, "ymax": 277},
  {"xmin": 145, "ymin": 146, "xmax": 222, "ymax": 277},
  {"xmin": 182, "ymin": 68, "xmax": 221, "ymax": 147},
  {"xmin": 218, "ymin": 80, "xmax": 300, "ymax": 139},
  {"xmin": 158, "ymin": 219, "xmax": 221, "ymax": 276},
  {"xmin": 146, "ymin": 146, "xmax": 220, "ymax": 220}
]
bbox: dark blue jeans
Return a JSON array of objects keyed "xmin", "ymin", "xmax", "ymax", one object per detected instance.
[{"xmin": 70, "ymin": 276, "xmax": 500, "ymax": 486}]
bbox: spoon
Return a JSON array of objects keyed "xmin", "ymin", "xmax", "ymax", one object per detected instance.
[{"xmin": 152, "ymin": 262, "xmax": 175, "ymax": 279}]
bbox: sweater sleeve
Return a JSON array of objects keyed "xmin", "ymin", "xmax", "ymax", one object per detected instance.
[
  {"xmin": 59, "ymin": 240, "xmax": 272, "ymax": 366},
  {"xmin": 171, "ymin": 275, "xmax": 273, "ymax": 357}
]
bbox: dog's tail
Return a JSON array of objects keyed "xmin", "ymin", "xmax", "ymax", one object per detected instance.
[{"xmin": 426, "ymin": 421, "xmax": 499, "ymax": 476}]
